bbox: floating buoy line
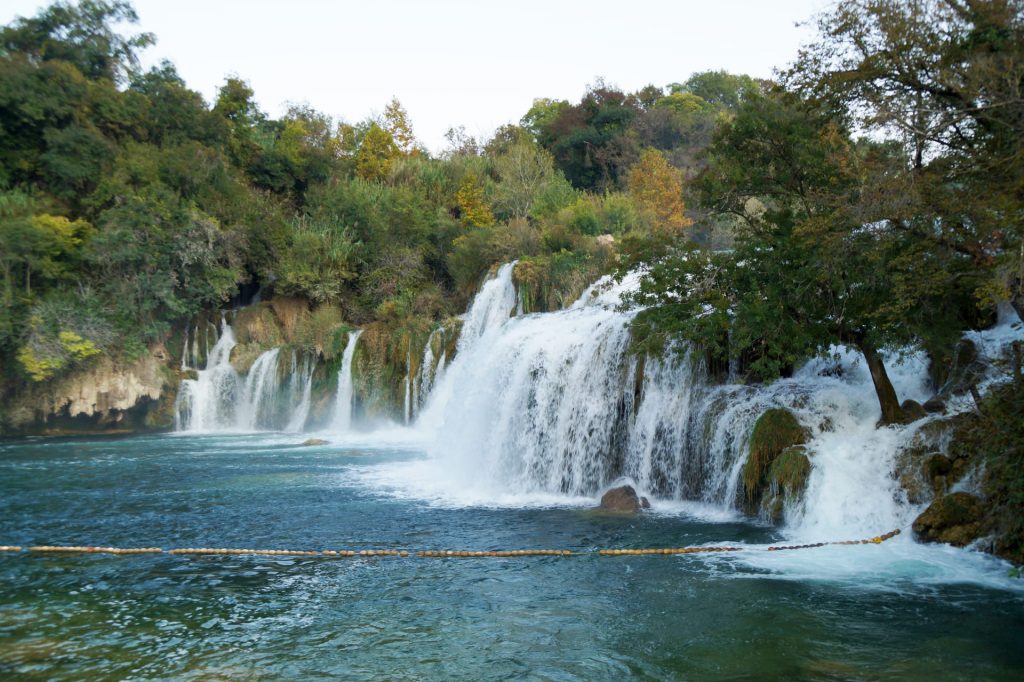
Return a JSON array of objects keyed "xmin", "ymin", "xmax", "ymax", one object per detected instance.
[{"xmin": 0, "ymin": 530, "xmax": 901, "ymax": 559}]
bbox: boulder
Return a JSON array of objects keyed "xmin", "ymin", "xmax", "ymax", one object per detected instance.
[
  {"xmin": 912, "ymin": 492, "xmax": 984, "ymax": 547},
  {"xmin": 899, "ymin": 399, "xmax": 928, "ymax": 424},
  {"xmin": 301, "ymin": 438, "xmax": 328, "ymax": 446},
  {"xmin": 922, "ymin": 396, "xmax": 946, "ymax": 414},
  {"xmin": 742, "ymin": 408, "xmax": 810, "ymax": 515},
  {"xmin": 598, "ymin": 485, "xmax": 649, "ymax": 513}
]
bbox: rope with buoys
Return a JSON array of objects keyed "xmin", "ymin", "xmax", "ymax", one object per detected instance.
[
  {"xmin": 766, "ymin": 528, "xmax": 901, "ymax": 551},
  {"xmin": 0, "ymin": 530, "xmax": 902, "ymax": 559}
]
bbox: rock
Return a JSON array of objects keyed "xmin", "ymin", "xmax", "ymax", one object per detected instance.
[
  {"xmin": 761, "ymin": 445, "xmax": 812, "ymax": 523},
  {"xmin": 301, "ymin": 438, "xmax": 328, "ymax": 446},
  {"xmin": 912, "ymin": 492, "xmax": 984, "ymax": 546},
  {"xmin": 937, "ymin": 339, "xmax": 986, "ymax": 397},
  {"xmin": 899, "ymin": 399, "xmax": 928, "ymax": 424},
  {"xmin": 598, "ymin": 485, "xmax": 647, "ymax": 513},
  {"xmin": 922, "ymin": 396, "xmax": 946, "ymax": 413},
  {"xmin": 742, "ymin": 408, "xmax": 810, "ymax": 514}
]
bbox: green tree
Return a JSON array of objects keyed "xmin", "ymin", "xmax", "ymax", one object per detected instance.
[
  {"xmin": 631, "ymin": 92, "xmax": 978, "ymax": 424},
  {"xmin": 787, "ymin": 0, "xmax": 1024, "ymax": 313},
  {"xmin": 0, "ymin": 0, "xmax": 154, "ymax": 84}
]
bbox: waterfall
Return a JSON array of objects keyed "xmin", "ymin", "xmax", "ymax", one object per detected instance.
[
  {"xmin": 284, "ymin": 351, "xmax": 315, "ymax": 433},
  {"xmin": 409, "ymin": 262, "xmax": 1024, "ymax": 539},
  {"xmin": 331, "ymin": 330, "xmax": 362, "ymax": 432},
  {"xmin": 236, "ymin": 348, "xmax": 282, "ymax": 430},
  {"xmin": 456, "ymin": 261, "xmax": 518, "ymax": 351},
  {"xmin": 175, "ymin": 316, "xmax": 241, "ymax": 432},
  {"xmin": 175, "ymin": 318, "xmax": 319, "ymax": 434},
  {"xmin": 417, "ymin": 327, "xmax": 445, "ymax": 413}
]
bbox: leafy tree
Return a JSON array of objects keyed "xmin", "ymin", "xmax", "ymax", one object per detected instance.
[
  {"xmin": 491, "ymin": 139, "xmax": 561, "ymax": 220},
  {"xmin": 0, "ymin": 0, "xmax": 153, "ymax": 84},
  {"xmin": 670, "ymin": 70, "xmax": 760, "ymax": 111},
  {"xmin": 787, "ymin": 0, "xmax": 1024, "ymax": 311},
  {"xmin": 383, "ymin": 97, "xmax": 417, "ymax": 155},
  {"xmin": 355, "ymin": 123, "xmax": 399, "ymax": 182},
  {"xmin": 630, "ymin": 92, "xmax": 977, "ymax": 424},
  {"xmin": 455, "ymin": 174, "xmax": 494, "ymax": 227},
  {"xmin": 626, "ymin": 148, "xmax": 690, "ymax": 234},
  {"xmin": 536, "ymin": 84, "xmax": 640, "ymax": 191}
]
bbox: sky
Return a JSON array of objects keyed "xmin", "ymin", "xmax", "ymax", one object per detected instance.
[{"xmin": 3, "ymin": 0, "xmax": 828, "ymax": 152}]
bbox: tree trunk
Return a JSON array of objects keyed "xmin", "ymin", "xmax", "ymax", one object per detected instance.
[{"xmin": 857, "ymin": 340, "xmax": 905, "ymax": 425}]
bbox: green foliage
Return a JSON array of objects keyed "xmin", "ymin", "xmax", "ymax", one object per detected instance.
[
  {"xmin": 0, "ymin": 0, "xmax": 154, "ymax": 83},
  {"xmin": 276, "ymin": 216, "xmax": 360, "ymax": 304},
  {"xmin": 16, "ymin": 290, "xmax": 113, "ymax": 380},
  {"xmin": 958, "ymin": 384, "xmax": 1024, "ymax": 564},
  {"xmin": 742, "ymin": 409, "xmax": 809, "ymax": 504},
  {"xmin": 356, "ymin": 124, "xmax": 399, "ymax": 182}
]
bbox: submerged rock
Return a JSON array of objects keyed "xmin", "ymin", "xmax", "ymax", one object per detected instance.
[
  {"xmin": 301, "ymin": 438, "xmax": 328, "ymax": 446},
  {"xmin": 912, "ymin": 492, "xmax": 984, "ymax": 547},
  {"xmin": 598, "ymin": 485, "xmax": 649, "ymax": 513}
]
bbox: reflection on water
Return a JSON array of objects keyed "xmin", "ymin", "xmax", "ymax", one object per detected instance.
[{"xmin": 1, "ymin": 434, "xmax": 1022, "ymax": 680}]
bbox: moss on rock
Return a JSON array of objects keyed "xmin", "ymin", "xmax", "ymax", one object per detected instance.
[
  {"xmin": 912, "ymin": 492, "xmax": 984, "ymax": 547},
  {"xmin": 742, "ymin": 408, "xmax": 810, "ymax": 513},
  {"xmin": 761, "ymin": 445, "xmax": 812, "ymax": 524}
]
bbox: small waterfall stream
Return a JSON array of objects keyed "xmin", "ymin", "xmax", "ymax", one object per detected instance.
[{"xmin": 331, "ymin": 330, "xmax": 363, "ymax": 432}]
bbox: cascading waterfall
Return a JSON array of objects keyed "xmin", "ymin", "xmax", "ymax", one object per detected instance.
[
  {"xmin": 284, "ymin": 351, "xmax": 315, "ymax": 433},
  {"xmin": 416, "ymin": 327, "xmax": 445, "ymax": 414},
  {"xmin": 331, "ymin": 330, "xmax": 363, "ymax": 432},
  {"xmin": 408, "ymin": 263, "xmax": 1023, "ymax": 540},
  {"xmin": 176, "ymin": 319, "xmax": 319, "ymax": 433},
  {"xmin": 175, "ymin": 316, "xmax": 241, "ymax": 432},
  {"xmin": 236, "ymin": 348, "xmax": 282, "ymax": 430}
]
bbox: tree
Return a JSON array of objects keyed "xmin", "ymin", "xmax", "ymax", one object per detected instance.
[
  {"xmin": 355, "ymin": 123, "xmax": 399, "ymax": 182},
  {"xmin": 630, "ymin": 92, "xmax": 977, "ymax": 424},
  {"xmin": 492, "ymin": 139, "xmax": 560, "ymax": 220},
  {"xmin": 455, "ymin": 174, "xmax": 493, "ymax": 227},
  {"xmin": 626, "ymin": 148, "xmax": 690, "ymax": 234},
  {"xmin": 0, "ymin": 0, "xmax": 154, "ymax": 84},
  {"xmin": 383, "ymin": 97, "xmax": 417, "ymax": 155},
  {"xmin": 670, "ymin": 71, "xmax": 760, "ymax": 111},
  {"xmin": 787, "ymin": 0, "xmax": 1024, "ymax": 311}
]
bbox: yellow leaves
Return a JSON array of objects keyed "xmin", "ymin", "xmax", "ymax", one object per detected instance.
[
  {"xmin": 383, "ymin": 97, "xmax": 417, "ymax": 155},
  {"xmin": 356, "ymin": 124, "xmax": 400, "ymax": 182},
  {"xmin": 455, "ymin": 174, "xmax": 494, "ymax": 228},
  {"xmin": 58, "ymin": 331, "xmax": 101, "ymax": 360},
  {"xmin": 31, "ymin": 214, "xmax": 92, "ymax": 248},
  {"xmin": 16, "ymin": 346, "xmax": 62, "ymax": 382},
  {"xmin": 626, "ymin": 149, "xmax": 691, "ymax": 235},
  {"xmin": 16, "ymin": 330, "xmax": 100, "ymax": 381}
]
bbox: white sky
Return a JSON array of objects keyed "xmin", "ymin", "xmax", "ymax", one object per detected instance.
[{"xmin": 3, "ymin": 0, "xmax": 827, "ymax": 152}]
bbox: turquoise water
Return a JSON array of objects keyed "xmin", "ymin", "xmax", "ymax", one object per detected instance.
[{"xmin": 1, "ymin": 434, "xmax": 1023, "ymax": 680}]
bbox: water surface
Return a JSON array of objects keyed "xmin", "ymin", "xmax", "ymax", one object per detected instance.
[{"xmin": 1, "ymin": 434, "xmax": 1022, "ymax": 680}]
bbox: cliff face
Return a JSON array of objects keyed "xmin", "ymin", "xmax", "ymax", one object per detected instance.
[{"xmin": 1, "ymin": 345, "xmax": 178, "ymax": 436}]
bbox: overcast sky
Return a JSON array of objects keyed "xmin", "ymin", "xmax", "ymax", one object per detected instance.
[{"xmin": 3, "ymin": 0, "xmax": 828, "ymax": 152}]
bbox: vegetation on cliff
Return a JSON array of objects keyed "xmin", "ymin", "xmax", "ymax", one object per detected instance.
[{"xmin": 0, "ymin": 0, "xmax": 731, "ymax": 415}]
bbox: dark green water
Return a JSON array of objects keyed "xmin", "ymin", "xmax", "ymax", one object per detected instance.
[{"xmin": 1, "ymin": 434, "xmax": 1022, "ymax": 680}]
